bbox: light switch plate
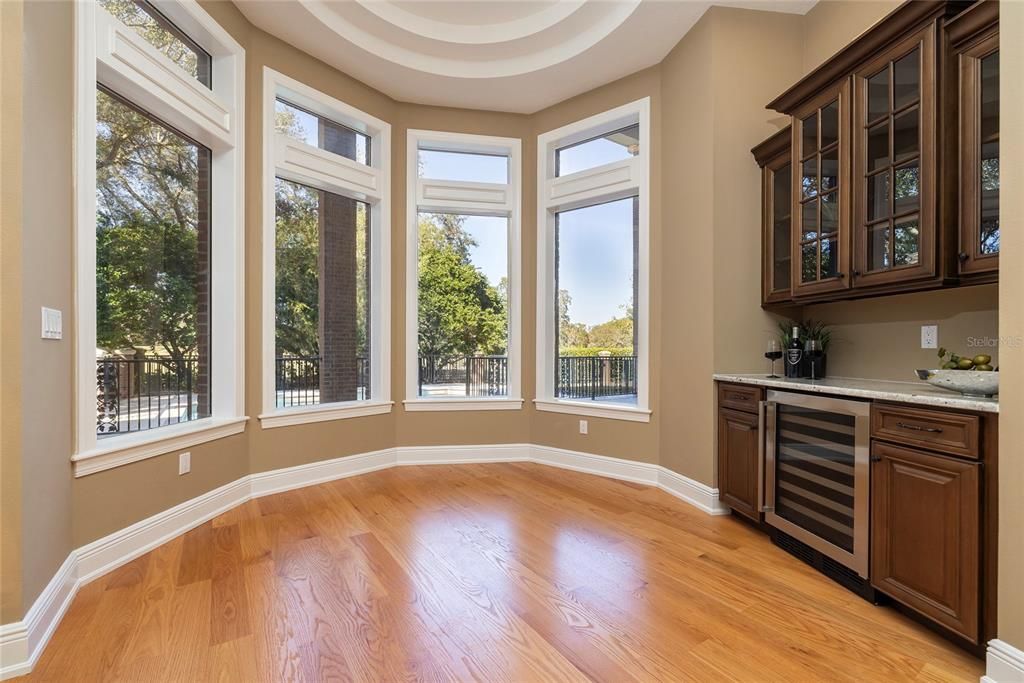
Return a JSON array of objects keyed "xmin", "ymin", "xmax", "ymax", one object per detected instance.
[
  {"xmin": 41, "ymin": 307, "xmax": 62, "ymax": 340},
  {"xmin": 579, "ymin": 419, "xmax": 588, "ymax": 435},
  {"xmin": 921, "ymin": 325, "xmax": 938, "ymax": 349},
  {"xmin": 179, "ymin": 452, "xmax": 191, "ymax": 475}
]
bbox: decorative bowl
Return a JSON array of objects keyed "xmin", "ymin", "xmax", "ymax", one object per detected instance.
[{"xmin": 914, "ymin": 369, "xmax": 999, "ymax": 398}]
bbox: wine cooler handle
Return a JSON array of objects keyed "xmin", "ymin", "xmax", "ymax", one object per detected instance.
[{"xmin": 761, "ymin": 401, "xmax": 777, "ymax": 513}]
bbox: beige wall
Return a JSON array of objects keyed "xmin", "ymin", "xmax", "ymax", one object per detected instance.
[
  {"xmin": 0, "ymin": 0, "xmax": 25, "ymax": 624},
  {"xmin": 5, "ymin": 0, "xmax": 1023, "ymax": 658},
  {"xmin": 998, "ymin": 0, "xmax": 1024, "ymax": 650}
]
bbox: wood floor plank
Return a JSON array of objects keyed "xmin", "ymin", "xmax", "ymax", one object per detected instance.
[{"xmin": 14, "ymin": 462, "xmax": 985, "ymax": 682}]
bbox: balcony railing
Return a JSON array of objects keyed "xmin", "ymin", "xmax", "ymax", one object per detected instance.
[
  {"xmin": 96, "ymin": 353, "xmax": 638, "ymax": 434},
  {"xmin": 557, "ymin": 355, "xmax": 637, "ymax": 401},
  {"xmin": 96, "ymin": 356, "xmax": 205, "ymax": 437}
]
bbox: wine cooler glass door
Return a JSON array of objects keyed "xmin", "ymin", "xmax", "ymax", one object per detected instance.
[{"xmin": 764, "ymin": 391, "xmax": 870, "ymax": 577}]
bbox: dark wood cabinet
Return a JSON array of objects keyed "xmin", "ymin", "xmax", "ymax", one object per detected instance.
[
  {"xmin": 716, "ymin": 383, "xmax": 764, "ymax": 522},
  {"xmin": 949, "ymin": 1, "xmax": 1000, "ymax": 279},
  {"xmin": 870, "ymin": 440, "xmax": 980, "ymax": 643},
  {"xmin": 756, "ymin": 0, "xmax": 991, "ymax": 307},
  {"xmin": 753, "ymin": 128, "xmax": 794, "ymax": 305},
  {"xmin": 718, "ymin": 407, "xmax": 761, "ymax": 522}
]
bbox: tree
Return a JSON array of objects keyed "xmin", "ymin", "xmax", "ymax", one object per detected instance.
[
  {"xmin": 588, "ymin": 316, "xmax": 633, "ymax": 349},
  {"xmin": 96, "ymin": 88, "xmax": 204, "ymax": 360},
  {"xmin": 274, "ymin": 179, "xmax": 320, "ymax": 357},
  {"xmin": 417, "ymin": 214, "xmax": 507, "ymax": 359}
]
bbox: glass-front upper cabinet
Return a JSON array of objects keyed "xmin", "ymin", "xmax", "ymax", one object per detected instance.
[
  {"xmin": 851, "ymin": 25, "xmax": 937, "ymax": 288},
  {"xmin": 753, "ymin": 128, "xmax": 793, "ymax": 305},
  {"xmin": 953, "ymin": 1, "xmax": 999, "ymax": 278},
  {"xmin": 790, "ymin": 81, "xmax": 851, "ymax": 298}
]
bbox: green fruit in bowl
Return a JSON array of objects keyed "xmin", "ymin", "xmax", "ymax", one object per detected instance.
[
  {"xmin": 976, "ymin": 364, "xmax": 994, "ymax": 371},
  {"xmin": 942, "ymin": 361, "xmax": 958, "ymax": 369},
  {"xmin": 957, "ymin": 358, "xmax": 976, "ymax": 369},
  {"xmin": 973, "ymin": 354, "xmax": 992, "ymax": 366}
]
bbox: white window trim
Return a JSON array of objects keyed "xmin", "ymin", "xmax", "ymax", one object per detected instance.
[
  {"xmin": 73, "ymin": 0, "xmax": 247, "ymax": 477},
  {"xmin": 535, "ymin": 98, "xmax": 651, "ymax": 423},
  {"xmin": 405, "ymin": 129, "xmax": 522, "ymax": 411},
  {"xmin": 258, "ymin": 67, "xmax": 392, "ymax": 429}
]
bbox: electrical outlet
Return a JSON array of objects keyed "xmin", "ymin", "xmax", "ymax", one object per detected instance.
[
  {"xmin": 921, "ymin": 325, "xmax": 938, "ymax": 349},
  {"xmin": 41, "ymin": 307, "xmax": 62, "ymax": 340},
  {"xmin": 178, "ymin": 452, "xmax": 191, "ymax": 475},
  {"xmin": 579, "ymin": 420, "xmax": 588, "ymax": 435}
]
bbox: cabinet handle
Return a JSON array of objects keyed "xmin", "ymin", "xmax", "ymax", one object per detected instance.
[
  {"xmin": 896, "ymin": 421, "xmax": 943, "ymax": 434},
  {"xmin": 853, "ymin": 270, "xmax": 861, "ymax": 277},
  {"xmin": 835, "ymin": 272, "xmax": 845, "ymax": 278},
  {"xmin": 959, "ymin": 251, "xmax": 970, "ymax": 262},
  {"xmin": 870, "ymin": 456, "xmax": 882, "ymax": 463}
]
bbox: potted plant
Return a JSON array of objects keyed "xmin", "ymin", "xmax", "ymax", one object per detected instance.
[{"xmin": 778, "ymin": 319, "xmax": 833, "ymax": 379}]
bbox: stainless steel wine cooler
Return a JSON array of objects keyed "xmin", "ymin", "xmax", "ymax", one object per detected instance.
[{"xmin": 761, "ymin": 390, "xmax": 871, "ymax": 578}]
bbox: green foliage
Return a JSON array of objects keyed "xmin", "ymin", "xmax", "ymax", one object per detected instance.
[
  {"xmin": 559, "ymin": 347, "xmax": 634, "ymax": 357},
  {"xmin": 588, "ymin": 315, "xmax": 633, "ymax": 349},
  {"xmin": 417, "ymin": 215, "xmax": 507, "ymax": 358},
  {"xmin": 274, "ymin": 180, "xmax": 321, "ymax": 357},
  {"xmin": 778, "ymin": 318, "xmax": 833, "ymax": 352}
]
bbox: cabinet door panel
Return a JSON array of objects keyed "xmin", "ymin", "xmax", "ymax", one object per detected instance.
[
  {"xmin": 790, "ymin": 80, "xmax": 852, "ymax": 298},
  {"xmin": 852, "ymin": 25, "xmax": 937, "ymax": 287},
  {"xmin": 958, "ymin": 32, "xmax": 1000, "ymax": 276},
  {"xmin": 718, "ymin": 407, "xmax": 760, "ymax": 522},
  {"xmin": 871, "ymin": 442, "xmax": 979, "ymax": 642}
]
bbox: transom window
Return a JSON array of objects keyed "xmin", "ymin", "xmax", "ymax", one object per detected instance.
[
  {"xmin": 405, "ymin": 131, "xmax": 521, "ymax": 409},
  {"xmin": 260, "ymin": 69, "xmax": 391, "ymax": 428},
  {"xmin": 536, "ymin": 99, "xmax": 651, "ymax": 422}
]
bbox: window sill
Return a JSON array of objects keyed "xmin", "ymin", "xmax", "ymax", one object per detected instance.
[
  {"xmin": 533, "ymin": 399, "xmax": 651, "ymax": 423},
  {"xmin": 258, "ymin": 401, "xmax": 394, "ymax": 429},
  {"xmin": 403, "ymin": 398, "xmax": 524, "ymax": 412},
  {"xmin": 72, "ymin": 416, "xmax": 249, "ymax": 478}
]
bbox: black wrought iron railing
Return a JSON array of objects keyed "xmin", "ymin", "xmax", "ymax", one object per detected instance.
[
  {"xmin": 96, "ymin": 356, "xmax": 205, "ymax": 436},
  {"xmin": 557, "ymin": 355, "xmax": 637, "ymax": 401},
  {"xmin": 418, "ymin": 355, "xmax": 508, "ymax": 397},
  {"xmin": 274, "ymin": 356, "xmax": 370, "ymax": 408}
]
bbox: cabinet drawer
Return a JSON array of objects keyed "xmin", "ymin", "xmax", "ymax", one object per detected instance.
[
  {"xmin": 871, "ymin": 404, "xmax": 979, "ymax": 459},
  {"xmin": 718, "ymin": 383, "xmax": 762, "ymax": 413}
]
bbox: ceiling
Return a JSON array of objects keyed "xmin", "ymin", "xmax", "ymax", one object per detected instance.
[{"xmin": 237, "ymin": 0, "xmax": 816, "ymax": 114}]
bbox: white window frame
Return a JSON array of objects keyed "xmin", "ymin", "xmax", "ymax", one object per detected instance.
[
  {"xmin": 405, "ymin": 130, "xmax": 523, "ymax": 411},
  {"xmin": 535, "ymin": 98, "xmax": 651, "ymax": 423},
  {"xmin": 72, "ymin": 0, "xmax": 247, "ymax": 477},
  {"xmin": 258, "ymin": 68, "xmax": 392, "ymax": 429}
]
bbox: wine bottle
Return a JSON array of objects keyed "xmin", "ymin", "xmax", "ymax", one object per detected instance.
[{"xmin": 785, "ymin": 325, "xmax": 802, "ymax": 378}]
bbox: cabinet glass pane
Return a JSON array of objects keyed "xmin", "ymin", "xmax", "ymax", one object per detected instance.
[
  {"xmin": 802, "ymin": 113, "xmax": 818, "ymax": 156},
  {"xmin": 894, "ymin": 164, "xmax": 919, "ymax": 215},
  {"xmin": 801, "ymin": 241, "xmax": 818, "ymax": 283},
  {"xmin": 802, "ymin": 158, "xmax": 818, "ymax": 199},
  {"xmin": 821, "ymin": 101, "xmax": 839, "ymax": 149},
  {"xmin": 868, "ymin": 121, "xmax": 889, "ymax": 171},
  {"xmin": 773, "ymin": 164, "xmax": 792, "ymax": 290},
  {"xmin": 802, "ymin": 200, "xmax": 818, "ymax": 240},
  {"xmin": 893, "ymin": 48, "xmax": 920, "ymax": 110},
  {"xmin": 981, "ymin": 51, "xmax": 999, "ymax": 255},
  {"xmin": 868, "ymin": 68, "xmax": 890, "ymax": 122},
  {"xmin": 821, "ymin": 147, "xmax": 838, "ymax": 192},
  {"xmin": 893, "ymin": 107, "xmax": 919, "ymax": 161},
  {"xmin": 868, "ymin": 223, "xmax": 891, "ymax": 270},
  {"xmin": 868, "ymin": 171, "xmax": 890, "ymax": 222},
  {"xmin": 821, "ymin": 191, "xmax": 838, "ymax": 235},
  {"xmin": 894, "ymin": 217, "xmax": 919, "ymax": 266},
  {"xmin": 821, "ymin": 237, "xmax": 837, "ymax": 278}
]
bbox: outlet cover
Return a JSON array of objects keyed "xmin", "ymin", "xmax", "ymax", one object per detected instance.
[
  {"xmin": 921, "ymin": 325, "xmax": 938, "ymax": 349},
  {"xmin": 579, "ymin": 420, "xmax": 588, "ymax": 435},
  {"xmin": 178, "ymin": 452, "xmax": 191, "ymax": 475}
]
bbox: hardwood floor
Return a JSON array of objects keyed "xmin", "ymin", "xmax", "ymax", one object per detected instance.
[{"xmin": 20, "ymin": 463, "xmax": 983, "ymax": 682}]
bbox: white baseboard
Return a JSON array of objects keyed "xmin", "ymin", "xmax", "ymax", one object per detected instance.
[
  {"xmin": 0, "ymin": 443, "xmax": 720, "ymax": 679},
  {"xmin": 0, "ymin": 554, "xmax": 76, "ymax": 680},
  {"xmin": 983, "ymin": 639, "xmax": 1024, "ymax": 683}
]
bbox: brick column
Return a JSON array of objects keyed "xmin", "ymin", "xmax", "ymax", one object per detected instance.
[
  {"xmin": 195, "ymin": 147, "xmax": 211, "ymax": 418},
  {"xmin": 318, "ymin": 120, "xmax": 359, "ymax": 403}
]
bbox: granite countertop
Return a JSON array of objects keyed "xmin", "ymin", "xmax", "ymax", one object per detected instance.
[{"xmin": 713, "ymin": 373, "xmax": 999, "ymax": 413}]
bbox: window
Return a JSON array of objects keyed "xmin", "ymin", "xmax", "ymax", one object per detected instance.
[
  {"xmin": 75, "ymin": 0, "xmax": 245, "ymax": 475},
  {"xmin": 406, "ymin": 131, "xmax": 522, "ymax": 410},
  {"xmin": 536, "ymin": 99, "xmax": 650, "ymax": 422},
  {"xmin": 261, "ymin": 69, "xmax": 391, "ymax": 428}
]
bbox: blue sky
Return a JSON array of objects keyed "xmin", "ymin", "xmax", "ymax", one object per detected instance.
[{"xmin": 420, "ymin": 144, "xmax": 635, "ymax": 327}]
